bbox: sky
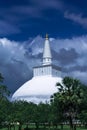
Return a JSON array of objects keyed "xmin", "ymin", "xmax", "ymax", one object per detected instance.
[{"xmin": 0, "ymin": 0, "xmax": 87, "ymax": 93}]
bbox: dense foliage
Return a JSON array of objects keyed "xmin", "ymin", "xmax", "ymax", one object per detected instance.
[
  {"xmin": 51, "ymin": 77, "xmax": 87, "ymax": 130},
  {"xmin": 0, "ymin": 73, "xmax": 10, "ymax": 128},
  {"xmin": 0, "ymin": 74, "xmax": 87, "ymax": 130}
]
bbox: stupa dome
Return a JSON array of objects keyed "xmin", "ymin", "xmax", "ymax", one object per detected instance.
[
  {"xmin": 12, "ymin": 35, "xmax": 62, "ymax": 104},
  {"xmin": 12, "ymin": 76, "xmax": 62, "ymax": 104}
]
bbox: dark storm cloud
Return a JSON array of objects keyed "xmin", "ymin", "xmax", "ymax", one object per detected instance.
[
  {"xmin": 0, "ymin": 35, "xmax": 87, "ymax": 93},
  {"xmin": 56, "ymin": 48, "xmax": 79, "ymax": 65},
  {"xmin": 0, "ymin": 0, "xmax": 87, "ymax": 92},
  {"xmin": 4, "ymin": 60, "xmax": 32, "ymax": 92},
  {"xmin": 0, "ymin": 37, "xmax": 43, "ymax": 92},
  {"xmin": 0, "ymin": 38, "xmax": 30, "ymax": 92},
  {"xmin": 63, "ymin": 65, "xmax": 87, "ymax": 72}
]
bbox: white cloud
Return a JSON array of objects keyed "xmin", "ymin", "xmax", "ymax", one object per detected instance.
[
  {"xmin": 64, "ymin": 11, "xmax": 87, "ymax": 28},
  {"xmin": 0, "ymin": 38, "xmax": 25, "ymax": 63},
  {"xmin": 0, "ymin": 38, "xmax": 31, "ymax": 92},
  {"xmin": 1, "ymin": 35, "xmax": 87, "ymax": 92},
  {"xmin": 51, "ymin": 35, "xmax": 87, "ymax": 54},
  {"xmin": 70, "ymin": 71, "xmax": 87, "ymax": 84}
]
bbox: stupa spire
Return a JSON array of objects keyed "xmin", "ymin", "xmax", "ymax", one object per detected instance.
[
  {"xmin": 42, "ymin": 34, "xmax": 52, "ymax": 65},
  {"xmin": 46, "ymin": 33, "xmax": 48, "ymax": 40}
]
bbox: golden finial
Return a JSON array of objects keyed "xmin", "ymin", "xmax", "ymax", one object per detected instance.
[{"xmin": 46, "ymin": 34, "xmax": 48, "ymax": 40}]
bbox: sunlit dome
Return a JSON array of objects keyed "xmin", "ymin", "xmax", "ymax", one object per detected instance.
[
  {"xmin": 12, "ymin": 76, "xmax": 62, "ymax": 104},
  {"xmin": 12, "ymin": 35, "xmax": 62, "ymax": 104}
]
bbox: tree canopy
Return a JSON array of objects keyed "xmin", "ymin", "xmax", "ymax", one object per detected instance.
[
  {"xmin": 0, "ymin": 75, "xmax": 87, "ymax": 130},
  {"xmin": 51, "ymin": 76, "xmax": 87, "ymax": 130},
  {"xmin": 0, "ymin": 73, "xmax": 10, "ymax": 102}
]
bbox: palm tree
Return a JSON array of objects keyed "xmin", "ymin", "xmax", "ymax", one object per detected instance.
[
  {"xmin": 0, "ymin": 74, "xmax": 10, "ymax": 102},
  {"xmin": 51, "ymin": 76, "xmax": 85, "ymax": 130}
]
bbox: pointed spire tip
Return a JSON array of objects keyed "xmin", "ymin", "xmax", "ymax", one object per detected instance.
[{"xmin": 46, "ymin": 34, "xmax": 48, "ymax": 40}]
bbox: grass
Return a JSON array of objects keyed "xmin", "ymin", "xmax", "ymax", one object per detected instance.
[{"xmin": 1, "ymin": 125, "xmax": 87, "ymax": 130}]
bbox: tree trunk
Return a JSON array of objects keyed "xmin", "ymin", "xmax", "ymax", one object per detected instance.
[
  {"xmin": 35, "ymin": 122, "xmax": 39, "ymax": 130},
  {"xmin": 13, "ymin": 125, "xmax": 15, "ymax": 130},
  {"xmin": 69, "ymin": 116, "xmax": 73, "ymax": 130},
  {"xmin": 73, "ymin": 124, "xmax": 76, "ymax": 130},
  {"xmin": 60, "ymin": 123, "xmax": 63, "ymax": 130},
  {"xmin": 18, "ymin": 123, "xmax": 22, "ymax": 130},
  {"xmin": 48, "ymin": 122, "xmax": 51, "ymax": 129}
]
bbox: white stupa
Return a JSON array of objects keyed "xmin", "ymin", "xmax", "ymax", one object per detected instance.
[{"xmin": 12, "ymin": 34, "xmax": 62, "ymax": 104}]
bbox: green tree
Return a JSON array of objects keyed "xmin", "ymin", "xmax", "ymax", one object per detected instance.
[
  {"xmin": 11, "ymin": 101, "xmax": 37, "ymax": 130},
  {"xmin": 0, "ymin": 73, "xmax": 10, "ymax": 102},
  {"xmin": 50, "ymin": 95, "xmax": 65, "ymax": 129},
  {"xmin": 35, "ymin": 103, "xmax": 51, "ymax": 128},
  {"xmin": 78, "ymin": 86, "xmax": 87, "ymax": 127},
  {"xmin": 0, "ymin": 73, "xmax": 10, "ymax": 127},
  {"xmin": 51, "ymin": 76, "xmax": 86, "ymax": 130},
  {"xmin": 12, "ymin": 101, "xmax": 28, "ymax": 130}
]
